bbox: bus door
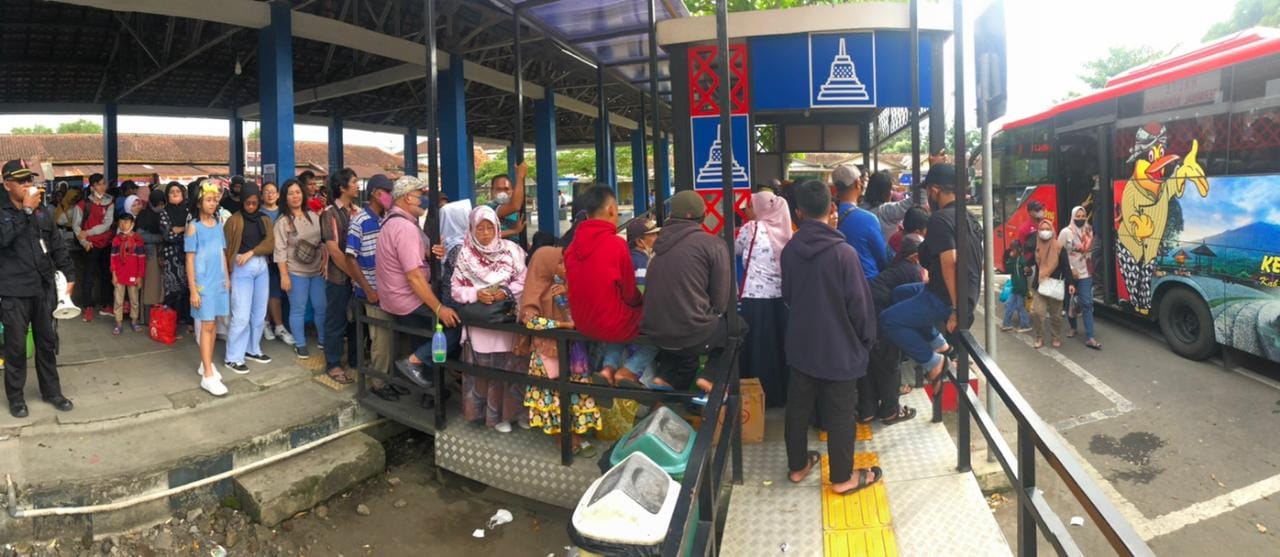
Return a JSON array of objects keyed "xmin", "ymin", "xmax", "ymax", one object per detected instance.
[{"xmin": 1054, "ymin": 126, "xmax": 1114, "ymax": 303}]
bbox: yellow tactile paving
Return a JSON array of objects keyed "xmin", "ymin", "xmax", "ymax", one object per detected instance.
[
  {"xmin": 821, "ymin": 479, "xmax": 893, "ymax": 530},
  {"xmin": 824, "ymin": 527, "xmax": 899, "ymax": 557},
  {"xmin": 818, "ymin": 422, "xmax": 873, "ymax": 442},
  {"xmin": 820, "ymin": 453, "xmax": 881, "ymax": 485}
]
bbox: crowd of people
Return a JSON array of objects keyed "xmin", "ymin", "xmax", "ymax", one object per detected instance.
[
  {"xmin": 3, "ymin": 151, "xmax": 1006, "ymax": 497},
  {"xmin": 1005, "ymin": 200, "xmax": 1102, "ymax": 350}
]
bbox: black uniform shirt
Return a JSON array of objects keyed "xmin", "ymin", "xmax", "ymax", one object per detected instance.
[{"xmin": 0, "ymin": 198, "xmax": 75, "ymax": 297}]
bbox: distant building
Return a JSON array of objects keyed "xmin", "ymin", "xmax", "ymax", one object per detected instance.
[{"xmin": 0, "ymin": 133, "xmax": 406, "ymax": 185}]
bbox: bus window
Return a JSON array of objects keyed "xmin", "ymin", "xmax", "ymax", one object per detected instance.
[
  {"xmin": 1230, "ymin": 105, "xmax": 1280, "ymax": 174},
  {"xmin": 1114, "ymin": 114, "xmax": 1228, "ymax": 177},
  {"xmin": 1009, "ymin": 125, "xmax": 1051, "ymax": 184},
  {"xmin": 1228, "ymin": 52, "xmax": 1280, "ymax": 102}
]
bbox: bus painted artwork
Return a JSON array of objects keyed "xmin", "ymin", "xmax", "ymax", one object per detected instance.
[{"xmin": 1112, "ymin": 152, "xmax": 1280, "ymax": 362}]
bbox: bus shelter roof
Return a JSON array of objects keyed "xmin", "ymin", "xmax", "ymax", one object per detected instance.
[{"xmin": 1, "ymin": 0, "xmax": 681, "ymax": 145}]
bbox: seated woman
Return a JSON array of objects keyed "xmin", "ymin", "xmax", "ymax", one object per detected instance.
[
  {"xmin": 520, "ymin": 244, "xmax": 602, "ymax": 457},
  {"xmin": 451, "ymin": 206, "xmax": 528, "ymax": 433}
]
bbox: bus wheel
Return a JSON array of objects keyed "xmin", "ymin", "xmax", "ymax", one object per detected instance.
[{"xmin": 1157, "ymin": 287, "xmax": 1216, "ymax": 361}]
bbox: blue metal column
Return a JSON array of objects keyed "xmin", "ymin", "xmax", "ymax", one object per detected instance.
[
  {"xmin": 467, "ymin": 135, "xmax": 476, "ymax": 187},
  {"xmin": 631, "ymin": 129, "xmax": 648, "ymax": 213},
  {"xmin": 439, "ymin": 52, "xmax": 470, "ymax": 202},
  {"xmin": 656, "ymin": 133, "xmax": 671, "ymax": 203},
  {"xmin": 328, "ymin": 117, "xmax": 344, "ymax": 175},
  {"xmin": 229, "ymin": 110, "xmax": 245, "ymax": 177},
  {"xmin": 403, "ymin": 127, "xmax": 418, "ymax": 177},
  {"xmin": 535, "ymin": 92, "xmax": 558, "ymax": 236},
  {"xmin": 258, "ymin": 0, "xmax": 294, "ymax": 185},
  {"xmin": 103, "ymin": 102, "xmax": 118, "ymax": 187},
  {"xmin": 506, "ymin": 146, "xmax": 516, "ymax": 185}
]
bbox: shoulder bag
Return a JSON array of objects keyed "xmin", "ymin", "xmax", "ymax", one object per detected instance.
[{"xmin": 287, "ymin": 215, "xmax": 320, "ymax": 265}]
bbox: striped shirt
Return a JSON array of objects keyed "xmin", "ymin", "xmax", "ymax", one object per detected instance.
[{"xmin": 345, "ymin": 206, "xmax": 381, "ymax": 299}]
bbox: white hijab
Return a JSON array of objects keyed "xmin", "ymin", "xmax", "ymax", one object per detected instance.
[{"xmin": 439, "ymin": 199, "xmax": 473, "ymax": 253}]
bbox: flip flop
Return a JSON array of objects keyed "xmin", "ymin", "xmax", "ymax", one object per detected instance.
[
  {"xmin": 1086, "ymin": 339, "xmax": 1103, "ymax": 350},
  {"xmin": 616, "ymin": 378, "xmax": 647, "ymax": 390},
  {"xmin": 831, "ymin": 466, "xmax": 884, "ymax": 496},
  {"xmin": 789, "ymin": 451, "xmax": 821, "ymax": 484},
  {"xmin": 326, "ymin": 368, "xmax": 354, "ymax": 385},
  {"xmin": 880, "ymin": 405, "xmax": 917, "ymax": 426}
]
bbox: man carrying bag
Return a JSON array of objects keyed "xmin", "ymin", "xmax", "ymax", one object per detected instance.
[{"xmin": 0, "ymin": 160, "xmax": 77, "ymax": 418}]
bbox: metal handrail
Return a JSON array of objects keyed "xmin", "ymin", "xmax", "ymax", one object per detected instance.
[
  {"xmin": 948, "ymin": 331, "xmax": 1154, "ymax": 557},
  {"xmin": 352, "ymin": 310, "xmax": 743, "ymax": 555}
]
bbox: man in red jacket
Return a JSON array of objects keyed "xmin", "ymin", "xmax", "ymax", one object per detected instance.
[{"xmin": 564, "ymin": 185, "xmax": 653, "ymax": 386}]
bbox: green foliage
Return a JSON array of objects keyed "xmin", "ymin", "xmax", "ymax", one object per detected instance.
[
  {"xmin": 557, "ymin": 149, "xmax": 596, "ymax": 179},
  {"xmin": 879, "ymin": 125, "xmax": 979, "ymax": 158},
  {"xmin": 1204, "ymin": 0, "xmax": 1280, "ymax": 41},
  {"xmin": 248, "ymin": 128, "xmax": 261, "ymax": 140},
  {"xmin": 9, "ymin": 124, "xmax": 53, "ymax": 134},
  {"xmin": 55, "ymin": 119, "xmax": 103, "ymax": 134},
  {"xmin": 1077, "ymin": 46, "xmax": 1166, "ymax": 90}
]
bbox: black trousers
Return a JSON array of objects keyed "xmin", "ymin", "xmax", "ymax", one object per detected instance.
[
  {"xmin": 785, "ymin": 368, "xmax": 857, "ymax": 484},
  {"xmin": 857, "ymin": 338, "xmax": 903, "ymax": 420},
  {"xmin": 654, "ymin": 314, "xmax": 742, "ymax": 391},
  {"xmin": 79, "ymin": 246, "xmax": 112, "ymax": 309},
  {"xmin": 2, "ymin": 289, "xmax": 62, "ymax": 403}
]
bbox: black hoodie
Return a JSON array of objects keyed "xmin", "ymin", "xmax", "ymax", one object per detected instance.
[
  {"xmin": 781, "ymin": 219, "xmax": 876, "ymax": 381},
  {"xmin": 640, "ymin": 218, "xmax": 732, "ymax": 350}
]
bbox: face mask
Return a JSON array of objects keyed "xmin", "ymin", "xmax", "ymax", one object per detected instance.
[
  {"xmin": 1073, "ymin": 219, "xmax": 1086, "ymax": 227},
  {"xmin": 418, "ymin": 193, "xmax": 432, "ymax": 210},
  {"xmin": 1038, "ymin": 230, "xmax": 1053, "ymax": 241},
  {"xmin": 493, "ymin": 192, "xmax": 511, "ymax": 205}
]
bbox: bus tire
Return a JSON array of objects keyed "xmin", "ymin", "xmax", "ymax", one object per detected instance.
[{"xmin": 1157, "ymin": 287, "xmax": 1215, "ymax": 361}]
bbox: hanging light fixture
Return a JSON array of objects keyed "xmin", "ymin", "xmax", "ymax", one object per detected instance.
[{"xmin": 234, "ymin": 54, "xmax": 242, "ymax": 76}]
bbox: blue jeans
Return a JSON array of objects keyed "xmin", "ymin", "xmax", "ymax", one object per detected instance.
[
  {"xmin": 287, "ymin": 273, "xmax": 326, "ymax": 349},
  {"xmin": 227, "ymin": 256, "xmax": 268, "ymax": 363},
  {"xmin": 879, "ymin": 282, "xmax": 950, "ymax": 371},
  {"xmin": 1067, "ymin": 276, "xmax": 1095, "ymax": 339},
  {"xmin": 1003, "ymin": 293, "xmax": 1030, "ymax": 329},
  {"xmin": 601, "ymin": 343, "xmax": 660, "ymax": 376},
  {"xmin": 324, "ymin": 281, "xmax": 353, "ymax": 369}
]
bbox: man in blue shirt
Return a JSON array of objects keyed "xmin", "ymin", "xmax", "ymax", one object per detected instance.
[
  {"xmin": 344, "ymin": 174, "xmax": 404, "ymax": 402},
  {"xmin": 832, "ymin": 165, "xmax": 888, "ymax": 280}
]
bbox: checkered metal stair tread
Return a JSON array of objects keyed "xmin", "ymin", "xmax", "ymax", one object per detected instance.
[
  {"xmin": 824, "ymin": 527, "xmax": 898, "ymax": 557},
  {"xmin": 818, "ymin": 422, "xmax": 873, "ymax": 442}
]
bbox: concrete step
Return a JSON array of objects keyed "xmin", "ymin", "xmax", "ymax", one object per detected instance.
[
  {"xmin": 234, "ymin": 431, "xmax": 385, "ymax": 527},
  {"xmin": 0, "ymin": 380, "xmax": 379, "ymax": 542}
]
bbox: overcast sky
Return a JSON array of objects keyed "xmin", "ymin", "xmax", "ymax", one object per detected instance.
[{"xmin": 0, "ymin": 0, "xmax": 1240, "ymax": 150}]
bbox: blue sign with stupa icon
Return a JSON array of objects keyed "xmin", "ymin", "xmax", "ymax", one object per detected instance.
[
  {"xmin": 809, "ymin": 32, "xmax": 876, "ymax": 108},
  {"xmin": 691, "ymin": 115, "xmax": 751, "ymax": 191}
]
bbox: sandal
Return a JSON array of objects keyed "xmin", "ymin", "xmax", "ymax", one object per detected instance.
[
  {"xmin": 831, "ymin": 466, "xmax": 884, "ymax": 496},
  {"xmin": 880, "ymin": 405, "xmax": 917, "ymax": 425},
  {"xmin": 326, "ymin": 368, "xmax": 354, "ymax": 385},
  {"xmin": 1067, "ymin": 329, "xmax": 1077, "ymax": 338},
  {"xmin": 1033, "ymin": 339, "xmax": 1044, "ymax": 349},
  {"xmin": 1086, "ymin": 339, "xmax": 1102, "ymax": 350},
  {"xmin": 574, "ymin": 442, "xmax": 598, "ymax": 459},
  {"xmin": 789, "ymin": 451, "xmax": 821, "ymax": 483},
  {"xmin": 1052, "ymin": 340, "xmax": 1062, "ymax": 348},
  {"xmin": 926, "ymin": 358, "xmax": 950, "ymax": 394},
  {"xmin": 616, "ymin": 378, "xmax": 646, "ymax": 390},
  {"xmin": 858, "ymin": 414, "xmax": 876, "ymax": 424}
]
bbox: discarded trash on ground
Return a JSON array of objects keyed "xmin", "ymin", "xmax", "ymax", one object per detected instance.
[
  {"xmin": 488, "ymin": 509, "xmax": 514, "ymax": 529},
  {"xmin": 1070, "ymin": 516, "xmax": 1085, "ymax": 527},
  {"xmin": 473, "ymin": 529, "xmax": 486, "ymax": 539}
]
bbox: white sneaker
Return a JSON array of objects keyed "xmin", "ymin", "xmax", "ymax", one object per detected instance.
[
  {"xmin": 197, "ymin": 364, "xmax": 223, "ymax": 382},
  {"xmin": 263, "ymin": 325, "xmax": 277, "ymax": 341},
  {"xmin": 201, "ymin": 376, "xmax": 228, "ymax": 397},
  {"xmin": 276, "ymin": 326, "xmax": 296, "ymax": 346},
  {"xmin": 494, "ymin": 422, "xmax": 513, "ymax": 433}
]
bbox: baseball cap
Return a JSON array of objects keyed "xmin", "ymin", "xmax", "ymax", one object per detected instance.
[
  {"xmin": 366, "ymin": 174, "xmax": 393, "ymax": 193},
  {"xmin": 391, "ymin": 175, "xmax": 427, "ymax": 199},
  {"xmin": 831, "ymin": 164, "xmax": 861, "ymax": 189},
  {"xmin": 898, "ymin": 233, "xmax": 923, "ymax": 258},
  {"xmin": 1027, "ymin": 199, "xmax": 1045, "ymax": 212},
  {"xmin": 626, "ymin": 219, "xmax": 660, "ymax": 245},
  {"xmin": 670, "ymin": 190, "xmax": 706, "ymax": 220},
  {"xmin": 3, "ymin": 159, "xmax": 39, "ymax": 181},
  {"xmin": 922, "ymin": 163, "xmax": 957, "ymax": 191}
]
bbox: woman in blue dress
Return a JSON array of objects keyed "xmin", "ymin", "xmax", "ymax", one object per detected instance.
[{"xmin": 186, "ymin": 182, "xmax": 231, "ymax": 396}]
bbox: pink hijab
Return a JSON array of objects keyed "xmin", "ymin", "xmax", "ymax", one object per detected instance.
[{"xmin": 750, "ymin": 190, "xmax": 793, "ymax": 262}]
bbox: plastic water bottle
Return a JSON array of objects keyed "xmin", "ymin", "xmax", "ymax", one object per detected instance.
[{"xmin": 431, "ymin": 322, "xmax": 447, "ymax": 363}]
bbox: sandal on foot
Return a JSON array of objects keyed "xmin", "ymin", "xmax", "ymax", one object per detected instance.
[
  {"xmin": 575, "ymin": 442, "xmax": 598, "ymax": 459},
  {"xmin": 831, "ymin": 466, "xmax": 884, "ymax": 496},
  {"xmin": 1052, "ymin": 340, "xmax": 1062, "ymax": 348},
  {"xmin": 326, "ymin": 368, "xmax": 354, "ymax": 385},
  {"xmin": 926, "ymin": 359, "xmax": 950, "ymax": 394},
  {"xmin": 616, "ymin": 378, "xmax": 646, "ymax": 390},
  {"xmin": 1086, "ymin": 339, "xmax": 1103, "ymax": 350},
  {"xmin": 1067, "ymin": 329, "xmax": 1077, "ymax": 338},
  {"xmin": 857, "ymin": 415, "xmax": 876, "ymax": 424},
  {"xmin": 789, "ymin": 451, "xmax": 821, "ymax": 484},
  {"xmin": 1033, "ymin": 339, "xmax": 1044, "ymax": 349},
  {"xmin": 880, "ymin": 406, "xmax": 917, "ymax": 426}
]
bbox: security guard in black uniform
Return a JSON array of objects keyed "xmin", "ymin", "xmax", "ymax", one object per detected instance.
[{"xmin": 0, "ymin": 159, "xmax": 76, "ymax": 418}]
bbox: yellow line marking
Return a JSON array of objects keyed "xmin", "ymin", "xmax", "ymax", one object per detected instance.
[
  {"xmin": 817, "ymin": 423, "xmax": 873, "ymax": 442},
  {"xmin": 822, "ymin": 478, "xmax": 892, "ymax": 530}
]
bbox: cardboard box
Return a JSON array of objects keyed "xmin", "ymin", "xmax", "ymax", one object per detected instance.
[{"xmin": 739, "ymin": 378, "xmax": 765, "ymax": 444}]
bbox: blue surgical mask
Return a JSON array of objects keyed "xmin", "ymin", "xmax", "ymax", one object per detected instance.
[{"xmin": 419, "ymin": 193, "xmax": 432, "ymax": 210}]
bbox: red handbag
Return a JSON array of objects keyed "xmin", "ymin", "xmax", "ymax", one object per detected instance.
[{"xmin": 148, "ymin": 305, "xmax": 177, "ymax": 345}]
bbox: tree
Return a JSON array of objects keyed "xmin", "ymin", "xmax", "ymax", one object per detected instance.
[
  {"xmin": 1204, "ymin": 0, "xmax": 1280, "ymax": 41},
  {"xmin": 9, "ymin": 124, "xmax": 53, "ymax": 135},
  {"xmin": 1077, "ymin": 46, "xmax": 1166, "ymax": 90},
  {"xmin": 879, "ymin": 124, "xmax": 979, "ymax": 159},
  {"xmin": 557, "ymin": 149, "xmax": 596, "ymax": 178},
  {"xmin": 55, "ymin": 119, "xmax": 103, "ymax": 134},
  {"xmin": 685, "ymin": 0, "xmax": 850, "ymax": 15},
  {"xmin": 248, "ymin": 128, "xmax": 261, "ymax": 140}
]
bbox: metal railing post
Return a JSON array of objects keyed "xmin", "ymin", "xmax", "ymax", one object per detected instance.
[
  {"xmin": 1018, "ymin": 421, "xmax": 1037, "ymax": 557},
  {"xmin": 558, "ymin": 337, "xmax": 573, "ymax": 466}
]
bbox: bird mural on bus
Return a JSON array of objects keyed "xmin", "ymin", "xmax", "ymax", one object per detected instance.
[{"xmin": 1115, "ymin": 121, "xmax": 1209, "ymax": 315}]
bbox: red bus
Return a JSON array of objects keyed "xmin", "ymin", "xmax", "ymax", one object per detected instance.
[{"xmin": 993, "ymin": 28, "xmax": 1280, "ymax": 364}]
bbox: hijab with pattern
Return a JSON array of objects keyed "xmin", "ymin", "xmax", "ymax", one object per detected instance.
[{"xmin": 454, "ymin": 205, "xmax": 525, "ymax": 289}]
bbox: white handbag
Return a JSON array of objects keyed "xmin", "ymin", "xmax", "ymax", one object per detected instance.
[{"xmin": 1037, "ymin": 277, "xmax": 1065, "ymax": 301}]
